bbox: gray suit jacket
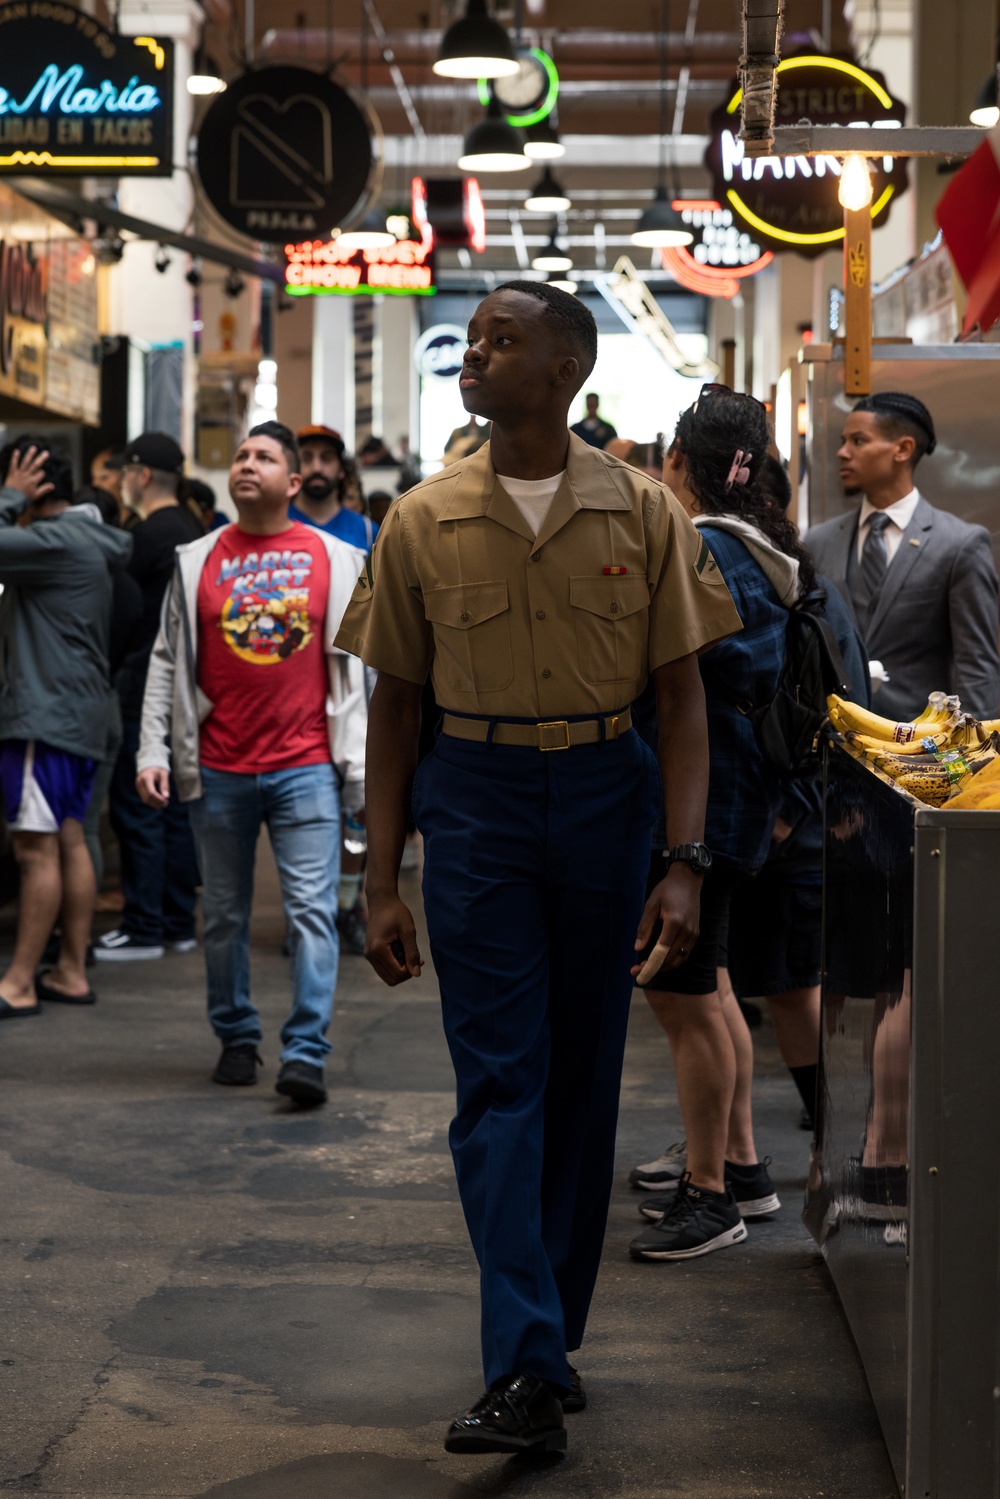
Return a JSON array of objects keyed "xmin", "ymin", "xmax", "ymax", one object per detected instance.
[{"xmin": 806, "ymin": 496, "xmax": 1000, "ymax": 721}]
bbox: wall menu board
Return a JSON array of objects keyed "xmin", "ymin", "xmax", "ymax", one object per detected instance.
[
  {"xmin": 0, "ymin": 183, "xmax": 99, "ymax": 423},
  {"xmin": 0, "ymin": 2, "xmax": 173, "ymax": 176}
]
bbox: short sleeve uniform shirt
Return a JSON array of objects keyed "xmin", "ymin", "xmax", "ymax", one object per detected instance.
[{"xmin": 335, "ymin": 434, "xmax": 743, "ymax": 718}]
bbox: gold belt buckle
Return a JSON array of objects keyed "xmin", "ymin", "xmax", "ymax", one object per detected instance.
[{"xmin": 537, "ymin": 720, "xmax": 571, "ymax": 751}]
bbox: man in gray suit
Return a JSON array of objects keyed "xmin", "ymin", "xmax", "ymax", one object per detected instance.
[{"xmin": 806, "ymin": 391, "xmax": 1000, "ymax": 722}]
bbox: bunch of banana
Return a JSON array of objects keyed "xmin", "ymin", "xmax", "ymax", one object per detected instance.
[
  {"xmin": 839, "ymin": 731, "xmax": 1000, "ymax": 807},
  {"xmin": 844, "ymin": 717, "xmax": 991, "ymax": 757},
  {"xmin": 946, "ymin": 750, "xmax": 1000, "ymax": 809},
  {"xmin": 827, "ymin": 692, "xmax": 961, "ymax": 745}
]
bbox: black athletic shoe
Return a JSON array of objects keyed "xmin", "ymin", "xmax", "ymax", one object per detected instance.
[
  {"xmin": 444, "ymin": 1373, "xmax": 567, "ymax": 1455},
  {"xmin": 561, "ymin": 1364, "xmax": 587, "ymax": 1414},
  {"xmin": 211, "ymin": 1043, "xmax": 262, "ymax": 1086},
  {"xmin": 336, "ymin": 904, "xmax": 367, "ymax": 956},
  {"xmin": 629, "ymin": 1173, "xmax": 748, "ymax": 1261},
  {"xmin": 724, "ymin": 1157, "xmax": 781, "ymax": 1218},
  {"xmin": 275, "ymin": 1060, "xmax": 328, "ymax": 1106}
]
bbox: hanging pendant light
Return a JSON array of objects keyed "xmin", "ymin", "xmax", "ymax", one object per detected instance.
[
  {"xmin": 337, "ymin": 209, "xmax": 397, "ymax": 250},
  {"xmin": 532, "ymin": 230, "xmax": 572, "ymax": 272},
  {"xmin": 434, "ymin": 0, "xmax": 519, "ymax": 80},
  {"xmin": 631, "ymin": 184, "xmax": 693, "ymax": 248},
  {"xmin": 525, "ymin": 167, "xmax": 571, "ymax": 213},
  {"xmin": 546, "ymin": 273, "xmax": 578, "ymax": 295},
  {"xmin": 458, "ymin": 98, "xmax": 530, "ymax": 172},
  {"xmin": 971, "ymin": 70, "xmax": 1000, "ymax": 127},
  {"xmin": 630, "ymin": 0, "xmax": 693, "ymax": 250},
  {"xmin": 524, "ymin": 118, "xmax": 566, "ymax": 160}
]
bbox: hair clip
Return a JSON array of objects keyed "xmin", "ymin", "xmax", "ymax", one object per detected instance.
[{"xmin": 725, "ymin": 450, "xmax": 752, "ymax": 492}]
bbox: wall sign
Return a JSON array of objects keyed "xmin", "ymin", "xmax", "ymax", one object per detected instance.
[
  {"xmin": 196, "ymin": 65, "xmax": 376, "ymax": 244},
  {"xmin": 414, "ymin": 325, "xmax": 467, "ymax": 381},
  {"xmin": 0, "ymin": 184, "xmax": 99, "ymax": 421},
  {"xmin": 0, "ymin": 3, "xmax": 172, "ymax": 176},
  {"xmin": 705, "ymin": 54, "xmax": 908, "ymax": 257}
]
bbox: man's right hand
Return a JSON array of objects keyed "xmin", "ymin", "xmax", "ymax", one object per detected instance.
[
  {"xmin": 365, "ymin": 894, "xmax": 423, "ymax": 986},
  {"xmin": 136, "ymin": 768, "xmax": 170, "ymax": 808}
]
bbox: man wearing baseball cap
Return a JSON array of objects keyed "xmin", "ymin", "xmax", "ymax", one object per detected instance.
[
  {"xmin": 290, "ymin": 425, "xmax": 377, "ymax": 553},
  {"xmin": 96, "ymin": 433, "xmax": 203, "ymax": 963}
]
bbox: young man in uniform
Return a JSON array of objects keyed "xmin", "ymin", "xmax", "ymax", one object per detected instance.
[{"xmin": 336, "ymin": 282, "xmax": 741, "ymax": 1454}]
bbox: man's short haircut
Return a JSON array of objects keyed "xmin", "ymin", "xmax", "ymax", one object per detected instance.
[
  {"xmin": 586, "ymin": 391, "xmax": 599, "ymax": 400},
  {"xmin": 247, "ymin": 421, "xmax": 300, "ymax": 473},
  {"xmin": 147, "ymin": 466, "xmax": 180, "ymax": 497},
  {"xmin": 0, "ymin": 434, "xmax": 73, "ymax": 503},
  {"xmin": 494, "ymin": 280, "xmax": 598, "ymax": 386},
  {"xmin": 853, "ymin": 391, "xmax": 937, "ymax": 467}
]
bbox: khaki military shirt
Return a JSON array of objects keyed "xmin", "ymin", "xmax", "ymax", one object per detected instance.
[{"xmin": 335, "ymin": 434, "xmax": 743, "ymax": 717}]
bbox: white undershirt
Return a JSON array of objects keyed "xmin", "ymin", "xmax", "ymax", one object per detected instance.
[
  {"xmin": 496, "ymin": 471, "xmax": 565, "ymax": 536},
  {"xmin": 856, "ymin": 488, "xmax": 920, "ymax": 565}
]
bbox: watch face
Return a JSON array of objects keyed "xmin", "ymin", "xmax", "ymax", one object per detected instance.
[{"xmin": 493, "ymin": 52, "xmax": 548, "ymax": 110}]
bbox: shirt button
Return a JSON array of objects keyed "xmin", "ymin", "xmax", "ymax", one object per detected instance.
[
  {"xmin": 541, "ymin": 668, "xmax": 552, "ymax": 679},
  {"xmin": 530, "ymin": 551, "xmax": 541, "ymax": 562},
  {"xmin": 535, "ymin": 610, "xmax": 546, "ymax": 620},
  {"xmin": 609, "ymin": 601, "xmax": 620, "ymax": 614},
  {"xmin": 459, "ymin": 611, "xmax": 471, "ymax": 622}
]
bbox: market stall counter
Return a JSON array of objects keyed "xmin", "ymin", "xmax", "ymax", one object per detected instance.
[{"xmin": 806, "ymin": 743, "xmax": 1000, "ymax": 1498}]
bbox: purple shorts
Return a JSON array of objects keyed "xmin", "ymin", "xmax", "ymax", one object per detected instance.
[{"xmin": 0, "ymin": 740, "xmax": 97, "ymax": 833}]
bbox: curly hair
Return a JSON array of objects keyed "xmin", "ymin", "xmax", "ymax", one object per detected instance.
[
  {"xmin": 494, "ymin": 279, "xmax": 597, "ymax": 384},
  {"xmin": 672, "ymin": 388, "xmax": 818, "ymax": 599}
]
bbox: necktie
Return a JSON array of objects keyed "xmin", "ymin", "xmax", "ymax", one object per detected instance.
[{"xmin": 860, "ymin": 512, "xmax": 892, "ymax": 603}]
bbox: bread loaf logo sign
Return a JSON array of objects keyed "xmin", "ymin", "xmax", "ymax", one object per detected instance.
[
  {"xmin": 196, "ymin": 65, "xmax": 377, "ymax": 245},
  {"xmin": 216, "ymin": 547, "xmax": 315, "ymax": 664}
]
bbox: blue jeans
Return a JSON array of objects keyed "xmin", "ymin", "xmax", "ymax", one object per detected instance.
[
  {"xmin": 110, "ymin": 716, "xmax": 199, "ymax": 943},
  {"xmin": 188, "ymin": 763, "xmax": 341, "ymax": 1066}
]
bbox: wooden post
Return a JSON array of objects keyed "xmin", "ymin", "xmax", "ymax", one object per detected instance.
[
  {"xmin": 843, "ymin": 205, "xmax": 872, "ymax": 396},
  {"xmin": 721, "ymin": 337, "xmax": 736, "ymax": 388}
]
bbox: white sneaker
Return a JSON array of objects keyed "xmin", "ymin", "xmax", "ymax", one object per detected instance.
[
  {"xmin": 166, "ymin": 937, "xmax": 197, "ymax": 953},
  {"xmin": 628, "ymin": 1140, "xmax": 687, "ymax": 1191},
  {"xmin": 93, "ymin": 929, "xmax": 165, "ymax": 962}
]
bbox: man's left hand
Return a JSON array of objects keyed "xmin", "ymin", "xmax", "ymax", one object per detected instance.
[{"xmin": 631, "ymin": 865, "xmax": 702, "ymax": 985}]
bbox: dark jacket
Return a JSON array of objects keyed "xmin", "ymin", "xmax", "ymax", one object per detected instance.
[{"xmin": 0, "ymin": 490, "xmax": 133, "ymax": 759}]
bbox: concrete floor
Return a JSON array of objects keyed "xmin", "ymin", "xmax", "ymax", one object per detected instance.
[{"xmin": 0, "ymin": 840, "xmax": 898, "ymax": 1498}]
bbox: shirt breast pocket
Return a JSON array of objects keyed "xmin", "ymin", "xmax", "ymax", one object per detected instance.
[
  {"xmin": 424, "ymin": 581, "xmax": 513, "ymax": 694},
  {"xmin": 570, "ymin": 576, "xmax": 650, "ymax": 685}
]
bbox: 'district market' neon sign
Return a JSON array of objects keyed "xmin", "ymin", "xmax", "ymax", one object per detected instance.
[{"xmin": 0, "ymin": 64, "xmax": 160, "ymax": 116}]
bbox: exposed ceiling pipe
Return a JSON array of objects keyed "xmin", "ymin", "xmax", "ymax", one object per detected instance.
[{"xmin": 259, "ymin": 28, "xmax": 744, "ymax": 64}]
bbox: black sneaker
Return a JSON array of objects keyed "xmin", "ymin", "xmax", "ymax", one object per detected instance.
[
  {"xmin": 629, "ymin": 1174, "xmax": 748, "ymax": 1261},
  {"xmin": 94, "ymin": 929, "xmax": 165, "ymax": 962},
  {"xmin": 335, "ymin": 903, "xmax": 367, "ymax": 956},
  {"xmin": 211, "ymin": 1043, "xmax": 262, "ymax": 1086},
  {"xmin": 627, "ymin": 1139, "xmax": 687, "ymax": 1191},
  {"xmin": 724, "ymin": 1157, "xmax": 781, "ymax": 1218},
  {"xmin": 275, "ymin": 1060, "xmax": 328, "ymax": 1106}
]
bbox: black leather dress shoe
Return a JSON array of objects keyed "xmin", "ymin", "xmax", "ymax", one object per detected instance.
[
  {"xmin": 444, "ymin": 1373, "xmax": 567, "ymax": 1455},
  {"xmin": 561, "ymin": 1364, "xmax": 587, "ymax": 1413}
]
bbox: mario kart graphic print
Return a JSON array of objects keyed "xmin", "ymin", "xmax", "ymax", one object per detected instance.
[{"xmin": 215, "ymin": 545, "xmax": 316, "ymax": 664}]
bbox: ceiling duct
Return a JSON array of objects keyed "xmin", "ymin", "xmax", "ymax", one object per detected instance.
[{"xmin": 739, "ymin": 0, "xmax": 785, "ymax": 158}]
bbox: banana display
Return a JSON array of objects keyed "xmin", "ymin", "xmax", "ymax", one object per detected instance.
[{"xmin": 828, "ymin": 692, "xmax": 1000, "ymax": 807}]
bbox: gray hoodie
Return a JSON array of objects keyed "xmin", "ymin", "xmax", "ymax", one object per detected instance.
[{"xmin": 0, "ymin": 487, "xmax": 133, "ymax": 760}]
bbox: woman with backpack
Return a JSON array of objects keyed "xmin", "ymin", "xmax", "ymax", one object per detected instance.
[{"xmin": 628, "ymin": 385, "xmax": 820, "ymax": 1263}]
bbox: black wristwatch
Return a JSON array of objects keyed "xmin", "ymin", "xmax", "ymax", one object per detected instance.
[{"xmin": 663, "ymin": 842, "xmax": 712, "ymax": 876}]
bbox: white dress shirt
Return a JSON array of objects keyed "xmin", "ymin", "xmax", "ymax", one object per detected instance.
[{"xmin": 856, "ymin": 488, "xmax": 921, "ymax": 565}]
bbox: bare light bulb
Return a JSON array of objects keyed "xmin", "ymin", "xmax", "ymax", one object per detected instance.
[{"xmin": 838, "ymin": 153, "xmax": 873, "ymax": 212}]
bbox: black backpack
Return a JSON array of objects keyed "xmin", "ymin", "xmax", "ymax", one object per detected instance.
[{"xmin": 745, "ymin": 598, "xmax": 852, "ymax": 778}]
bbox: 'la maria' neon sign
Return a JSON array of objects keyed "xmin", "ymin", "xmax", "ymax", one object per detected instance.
[{"xmin": 0, "ymin": 63, "xmax": 159, "ymax": 115}]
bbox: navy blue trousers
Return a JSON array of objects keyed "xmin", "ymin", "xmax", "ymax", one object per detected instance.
[{"xmin": 413, "ymin": 728, "xmax": 659, "ymax": 1390}]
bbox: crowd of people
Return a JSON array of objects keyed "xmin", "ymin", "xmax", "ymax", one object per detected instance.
[{"xmin": 1, "ymin": 281, "xmax": 997, "ymax": 1457}]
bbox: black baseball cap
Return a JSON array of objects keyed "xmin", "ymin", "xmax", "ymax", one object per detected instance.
[{"xmin": 112, "ymin": 432, "xmax": 185, "ymax": 474}]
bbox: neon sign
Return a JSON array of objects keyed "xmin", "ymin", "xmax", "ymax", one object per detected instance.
[
  {"xmin": 704, "ymin": 55, "xmax": 908, "ymax": 257},
  {"xmin": 0, "ymin": 5, "xmax": 172, "ymax": 176},
  {"xmin": 660, "ymin": 201, "xmax": 773, "ymax": 299},
  {"xmin": 285, "ymin": 211, "xmax": 436, "ymax": 297}
]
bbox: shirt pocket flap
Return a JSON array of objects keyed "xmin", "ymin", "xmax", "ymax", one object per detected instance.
[
  {"xmin": 424, "ymin": 581, "xmax": 509, "ymax": 630},
  {"xmin": 570, "ymin": 575, "xmax": 650, "ymax": 619}
]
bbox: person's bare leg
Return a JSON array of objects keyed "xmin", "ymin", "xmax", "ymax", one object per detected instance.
[
  {"xmin": 0, "ymin": 832, "xmax": 61, "ymax": 1006},
  {"xmin": 862, "ymin": 974, "xmax": 911, "ymax": 1169},
  {"xmin": 766, "ymin": 986, "xmax": 821, "ymax": 1068},
  {"xmin": 44, "ymin": 818, "xmax": 95, "ymax": 998},
  {"xmin": 644, "ymin": 988, "xmax": 734, "ymax": 1193},
  {"xmin": 718, "ymin": 968, "xmax": 758, "ymax": 1166}
]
